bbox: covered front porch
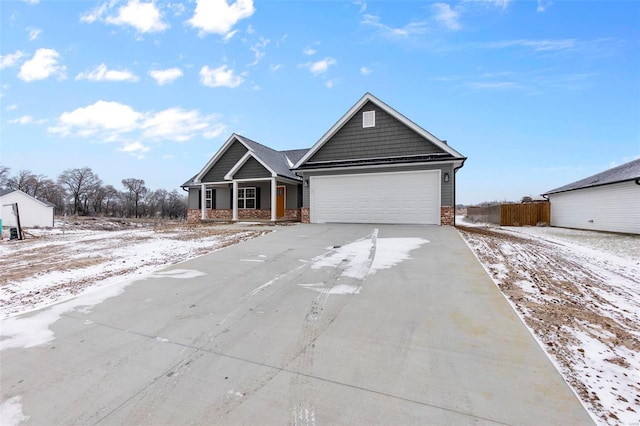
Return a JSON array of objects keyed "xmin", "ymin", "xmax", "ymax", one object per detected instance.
[{"xmin": 188, "ymin": 177, "xmax": 301, "ymax": 223}]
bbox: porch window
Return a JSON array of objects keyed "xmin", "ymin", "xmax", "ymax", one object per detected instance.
[
  {"xmin": 238, "ymin": 187, "xmax": 256, "ymax": 209},
  {"xmin": 205, "ymin": 189, "xmax": 213, "ymax": 209}
]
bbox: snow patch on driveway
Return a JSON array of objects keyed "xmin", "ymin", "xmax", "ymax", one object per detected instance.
[
  {"xmin": 311, "ymin": 231, "xmax": 428, "ymax": 280},
  {"xmin": 0, "ymin": 396, "xmax": 29, "ymax": 426},
  {"xmin": 0, "ymin": 269, "xmax": 205, "ymax": 351},
  {"xmin": 303, "ymin": 231, "xmax": 428, "ymax": 295}
]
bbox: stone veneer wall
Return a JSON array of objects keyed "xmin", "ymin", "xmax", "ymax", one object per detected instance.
[
  {"xmin": 441, "ymin": 206, "xmax": 455, "ymax": 226},
  {"xmin": 301, "ymin": 208, "xmax": 310, "ymax": 223},
  {"xmin": 187, "ymin": 208, "xmax": 301, "ymax": 223}
]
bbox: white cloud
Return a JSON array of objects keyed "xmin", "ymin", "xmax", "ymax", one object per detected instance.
[
  {"xmin": 149, "ymin": 67, "xmax": 183, "ymax": 85},
  {"xmin": 466, "ymin": 0, "xmax": 511, "ymax": 9},
  {"xmin": 141, "ymin": 108, "xmax": 215, "ymax": 141},
  {"xmin": 537, "ymin": 0, "xmax": 552, "ymax": 12},
  {"xmin": 223, "ymin": 29, "xmax": 238, "ymax": 42},
  {"xmin": 187, "ymin": 0, "xmax": 255, "ymax": 37},
  {"xmin": 48, "ymin": 100, "xmax": 226, "ymax": 145},
  {"xmin": 199, "ymin": 65, "xmax": 245, "ymax": 88},
  {"xmin": 303, "ymin": 47, "xmax": 317, "ymax": 56},
  {"xmin": 80, "ymin": 3, "xmax": 108, "ymax": 23},
  {"xmin": 22, "ymin": 0, "xmax": 39, "ymax": 4},
  {"xmin": 432, "ymin": 3, "xmax": 461, "ymax": 31},
  {"xmin": 49, "ymin": 101, "xmax": 142, "ymax": 138},
  {"xmin": 6, "ymin": 104, "xmax": 18, "ymax": 111},
  {"xmin": 360, "ymin": 66, "xmax": 372, "ymax": 75},
  {"xmin": 354, "ymin": 0, "xmax": 367, "ymax": 13},
  {"xmin": 0, "ymin": 50, "xmax": 26, "ymax": 69},
  {"xmin": 9, "ymin": 115, "xmax": 46, "ymax": 125},
  {"xmin": 483, "ymin": 39, "xmax": 576, "ymax": 51},
  {"xmin": 325, "ymin": 79, "xmax": 337, "ymax": 89},
  {"xmin": 362, "ymin": 14, "xmax": 427, "ymax": 38},
  {"xmin": 105, "ymin": 0, "xmax": 168, "ymax": 33},
  {"xmin": 248, "ymin": 37, "xmax": 269, "ymax": 66},
  {"xmin": 27, "ymin": 27, "xmax": 41, "ymax": 40},
  {"xmin": 18, "ymin": 48, "xmax": 66, "ymax": 82},
  {"xmin": 76, "ymin": 63, "xmax": 139, "ymax": 82},
  {"xmin": 301, "ymin": 57, "xmax": 336, "ymax": 75},
  {"xmin": 118, "ymin": 141, "xmax": 150, "ymax": 158},
  {"xmin": 269, "ymin": 64, "xmax": 283, "ymax": 72}
]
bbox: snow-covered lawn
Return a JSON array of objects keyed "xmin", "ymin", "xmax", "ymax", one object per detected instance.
[
  {"xmin": 457, "ymin": 217, "xmax": 640, "ymax": 425},
  {"xmin": 0, "ymin": 220, "xmax": 268, "ymax": 319}
]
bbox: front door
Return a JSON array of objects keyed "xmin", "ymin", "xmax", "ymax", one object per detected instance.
[{"xmin": 276, "ymin": 186, "xmax": 285, "ymax": 218}]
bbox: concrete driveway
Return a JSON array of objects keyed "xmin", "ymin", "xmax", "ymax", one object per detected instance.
[{"xmin": 0, "ymin": 224, "xmax": 592, "ymax": 425}]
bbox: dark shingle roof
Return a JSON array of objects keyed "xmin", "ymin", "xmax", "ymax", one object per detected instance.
[
  {"xmin": 0, "ymin": 189, "xmax": 14, "ymax": 197},
  {"xmin": 182, "ymin": 134, "xmax": 309, "ymax": 187},
  {"xmin": 544, "ymin": 158, "xmax": 640, "ymax": 195}
]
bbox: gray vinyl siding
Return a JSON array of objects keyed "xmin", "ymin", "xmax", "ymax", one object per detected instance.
[
  {"xmin": 187, "ymin": 188, "xmax": 200, "ymax": 209},
  {"xmin": 308, "ymin": 101, "xmax": 445, "ymax": 163},
  {"xmin": 201, "ymin": 141, "xmax": 247, "ymax": 182},
  {"xmin": 216, "ymin": 185, "xmax": 232, "ymax": 208},
  {"xmin": 283, "ymin": 183, "xmax": 301, "ymax": 208},
  {"xmin": 301, "ymin": 163, "xmax": 454, "ymax": 208},
  {"xmin": 234, "ymin": 157, "xmax": 271, "ymax": 179}
]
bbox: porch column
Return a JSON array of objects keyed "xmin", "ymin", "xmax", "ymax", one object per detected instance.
[
  {"xmin": 200, "ymin": 183, "xmax": 206, "ymax": 220},
  {"xmin": 271, "ymin": 178, "xmax": 277, "ymax": 221},
  {"xmin": 232, "ymin": 181, "xmax": 238, "ymax": 221}
]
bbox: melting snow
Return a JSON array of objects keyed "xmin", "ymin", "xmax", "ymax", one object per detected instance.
[
  {"xmin": 0, "ymin": 396, "xmax": 29, "ymax": 426},
  {"xmin": 0, "ymin": 269, "xmax": 205, "ymax": 351}
]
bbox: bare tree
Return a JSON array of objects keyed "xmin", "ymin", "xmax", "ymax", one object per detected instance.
[
  {"xmin": 0, "ymin": 165, "xmax": 9, "ymax": 189},
  {"xmin": 122, "ymin": 178, "xmax": 147, "ymax": 218},
  {"xmin": 57, "ymin": 167, "xmax": 101, "ymax": 215},
  {"xmin": 6, "ymin": 169, "xmax": 44, "ymax": 196},
  {"xmin": 167, "ymin": 190, "xmax": 187, "ymax": 219},
  {"xmin": 38, "ymin": 179, "xmax": 66, "ymax": 211},
  {"xmin": 103, "ymin": 185, "xmax": 119, "ymax": 216}
]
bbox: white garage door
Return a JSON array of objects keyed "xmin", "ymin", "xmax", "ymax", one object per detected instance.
[{"xmin": 310, "ymin": 170, "xmax": 441, "ymax": 224}]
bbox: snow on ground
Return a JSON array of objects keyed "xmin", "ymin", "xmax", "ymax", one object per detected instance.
[
  {"xmin": 457, "ymin": 216, "xmax": 640, "ymax": 425},
  {"xmin": 0, "ymin": 219, "xmax": 268, "ymax": 319}
]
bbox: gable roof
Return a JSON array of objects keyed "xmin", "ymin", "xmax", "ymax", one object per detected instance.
[
  {"xmin": 293, "ymin": 92, "xmax": 465, "ymax": 169},
  {"xmin": 185, "ymin": 134, "xmax": 307, "ymax": 187},
  {"xmin": 0, "ymin": 189, "xmax": 55, "ymax": 208},
  {"xmin": 544, "ymin": 158, "xmax": 640, "ymax": 195}
]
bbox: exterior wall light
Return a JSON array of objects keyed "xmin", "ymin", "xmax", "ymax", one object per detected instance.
[{"xmin": 444, "ymin": 172, "xmax": 450, "ymax": 182}]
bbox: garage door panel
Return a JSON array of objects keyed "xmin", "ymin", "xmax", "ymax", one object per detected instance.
[{"xmin": 310, "ymin": 170, "xmax": 440, "ymax": 224}]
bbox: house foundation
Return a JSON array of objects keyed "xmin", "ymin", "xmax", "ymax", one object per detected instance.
[{"xmin": 441, "ymin": 206, "xmax": 455, "ymax": 226}]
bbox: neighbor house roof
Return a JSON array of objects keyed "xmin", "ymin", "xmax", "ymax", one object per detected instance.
[
  {"xmin": 0, "ymin": 188, "xmax": 56, "ymax": 208},
  {"xmin": 543, "ymin": 158, "xmax": 640, "ymax": 195},
  {"xmin": 293, "ymin": 92, "xmax": 466, "ymax": 170},
  {"xmin": 182, "ymin": 134, "xmax": 308, "ymax": 187}
]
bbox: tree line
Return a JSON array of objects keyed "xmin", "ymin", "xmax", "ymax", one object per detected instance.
[{"xmin": 0, "ymin": 165, "xmax": 187, "ymax": 219}]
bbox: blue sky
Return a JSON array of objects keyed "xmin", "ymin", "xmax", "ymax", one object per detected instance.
[{"xmin": 1, "ymin": 0, "xmax": 638, "ymax": 205}]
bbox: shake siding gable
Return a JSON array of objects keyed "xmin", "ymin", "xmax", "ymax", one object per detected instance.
[
  {"xmin": 308, "ymin": 101, "xmax": 446, "ymax": 163},
  {"xmin": 234, "ymin": 157, "xmax": 272, "ymax": 179},
  {"xmin": 201, "ymin": 141, "xmax": 247, "ymax": 182}
]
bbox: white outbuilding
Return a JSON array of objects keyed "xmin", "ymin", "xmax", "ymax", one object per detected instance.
[
  {"xmin": 0, "ymin": 189, "xmax": 55, "ymax": 229},
  {"xmin": 542, "ymin": 158, "xmax": 640, "ymax": 234}
]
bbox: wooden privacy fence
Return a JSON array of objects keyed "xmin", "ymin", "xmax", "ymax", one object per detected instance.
[{"xmin": 466, "ymin": 201, "xmax": 550, "ymax": 226}]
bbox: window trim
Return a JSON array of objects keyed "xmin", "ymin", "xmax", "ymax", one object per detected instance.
[
  {"xmin": 363, "ymin": 110, "xmax": 375, "ymax": 128},
  {"xmin": 205, "ymin": 189, "xmax": 213, "ymax": 209},
  {"xmin": 238, "ymin": 187, "xmax": 256, "ymax": 209}
]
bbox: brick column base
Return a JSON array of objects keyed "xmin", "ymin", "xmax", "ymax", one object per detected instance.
[
  {"xmin": 301, "ymin": 208, "xmax": 310, "ymax": 223},
  {"xmin": 441, "ymin": 206, "xmax": 455, "ymax": 226}
]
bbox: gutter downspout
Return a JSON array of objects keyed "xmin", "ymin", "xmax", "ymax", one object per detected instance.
[{"xmin": 453, "ymin": 158, "xmax": 467, "ymax": 227}]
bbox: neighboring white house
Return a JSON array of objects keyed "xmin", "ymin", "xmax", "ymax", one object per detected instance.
[
  {"xmin": 0, "ymin": 189, "xmax": 55, "ymax": 228},
  {"xmin": 542, "ymin": 158, "xmax": 640, "ymax": 234}
]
